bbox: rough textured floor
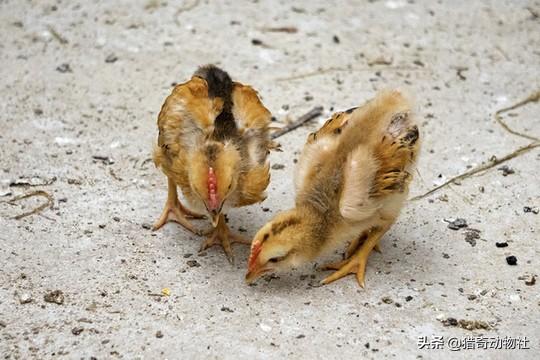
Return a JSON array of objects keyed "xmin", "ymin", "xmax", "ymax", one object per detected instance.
[{"xmin": 1, "ymin": 0, "xmax": 539, "ymax": 359}]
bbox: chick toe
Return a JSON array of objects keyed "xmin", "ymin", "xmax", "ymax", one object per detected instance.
[
  {"xmin": 199, "ymin": 214, "xmax": 250, "ymax": 264},
  {"xmin": 153, "ymin": 199, "xmax": 201, "ymax": 234}
]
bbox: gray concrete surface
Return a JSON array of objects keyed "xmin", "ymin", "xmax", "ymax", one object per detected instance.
[{"xmin": 1, "ymin": 0, "xmax": 539, "ymax": 359}]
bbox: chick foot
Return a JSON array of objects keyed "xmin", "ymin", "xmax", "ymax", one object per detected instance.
[
  {"xmin": 153, "ymin": 199, "xmax": 205, "ymax": 234},
  {"xmin": 153, "ymin": 178, "xmax": 205, "ymax": 234},
  {"xmin": 199, "ymin": 214, "xmax": 251, "ymax": 264},
  {"xmin": 321, "ymin": 245, "xmax": 374, "ymax": 287},
  {"xmin": 320, "ymin": 231, "xmax": 379, "ymax": 271},
  {"xmin": 321, "ymin": 225, "xmax": 389, "ymax": 287}
]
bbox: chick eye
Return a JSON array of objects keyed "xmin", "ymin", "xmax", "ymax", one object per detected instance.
[{"xmin": 268, "ymin": 255, "xmax": 285, "ymax": 263}]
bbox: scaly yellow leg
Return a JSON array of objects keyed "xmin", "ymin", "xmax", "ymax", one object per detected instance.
[
  {"xmin": 345, "ymin": 231, "xmax": 369, "ymax": 258},
  {"xmin": 321, "ymin": 231, "xmax": 370, "ymax": 271},
  {"xmin": 321, "ymin": 224, "xmax": 390, "ymax": 287},
  {"xmin": 153, "ymin": 178, "xmax": 205, "ymax": 234}
]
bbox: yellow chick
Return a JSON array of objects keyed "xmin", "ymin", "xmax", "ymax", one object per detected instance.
[
  {"xmin": 246, "ymin": 90, "xmax": 420, "ymax": 287},
  {"xmin": 153, "ymin": 65, "xmax": 275, "ymax": 263}
]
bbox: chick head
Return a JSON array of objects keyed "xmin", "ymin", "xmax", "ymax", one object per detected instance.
[
  {"xmin": 245, "ymin": 210, "xmax": 310, "ymax": 283},
  {"xmin": 189, "ymin": 141, "xmax": 241, "ymax": 226}
]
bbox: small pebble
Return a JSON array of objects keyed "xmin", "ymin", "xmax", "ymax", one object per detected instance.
[
  {"xmin": 405, "ymin": 295, "xmax": 413, "ymax": 302},
  {"xmin": 495, "ymin": 242, "xmax": 508, "ymax": 248},
  {"xmin": 523, "ymin": 206, "xmax": 538, "ymax": 214},
  {"xmin": 381, "ymin": 296, "xmax": 393, "ymax": 304},
  {"xmin": 442, "ymin": 317, "xmax": 458, "ymax": 326},
  {"xmin": 464, "ymin": 230, "xmax": 479, "ymax": 247},
  {"xmin": 155, "ymin": 330, "xmax": 163, "ymax": 338},
  {"xmin": 44, "ymin": 290, "xmax": 65, "ymax": 305},
  {"xmin": 525, "ymin": 276, "xmax": 536, "ymax": 286},
  {"xmin": 19, "ymin": 293, "xmax": 32, "ymax": 304},
  {"xmin": 92, "ymin": 155, "xmax": 114, "ymax": 165},
  {"xmin": 72, "ymin": 327, "xmax": 84, "ymax": 335},
  {"xmin": 141, "ymin": 223, "xmax": 152, "ymax": 230},
  {"xmin": 105, "ymin": 54, "xmax": 118, "ymax": 63},
  {"xmin": 506, "ymin": 256, "xmax": 517, "ymax": 266},
  {"xmin": 56, "ymin": 63, "xmax": 72, "ymax": 73},
  {"xmin": 497, "ymin": 165, "xmax": 514, "ymax": 176},
  {"xmin": 187, "ymin": 260, "xmax": 201, "ymax": 267},
  {"xmin": 272, "ymin": 164, "xmax": 285, "ymax": 170},
  {"xmin": 447, "ymin": 218, "xmax": 467, "ymax": 230}
]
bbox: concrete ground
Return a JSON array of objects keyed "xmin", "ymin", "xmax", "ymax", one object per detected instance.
[{"xmin": 1, "ymin": 0, "xmax": 539, "ymax": 359}]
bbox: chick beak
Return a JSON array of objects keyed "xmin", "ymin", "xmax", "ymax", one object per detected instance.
[
  {"xmin": 210, "ymin": 210, "xmax": 220, "ymax": 227},
  {"xmin": 245, "ymin": 264, "xmax": 269, "ymax": 284}
]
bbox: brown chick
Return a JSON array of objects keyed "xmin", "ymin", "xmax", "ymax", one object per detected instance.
[
  {"xmin": 245, "ymin": 90, "xmax": 420, "ymax": 287},
  {"xmin": 153, "ymin": 65, "xmax": 275, "ymax": 263}
]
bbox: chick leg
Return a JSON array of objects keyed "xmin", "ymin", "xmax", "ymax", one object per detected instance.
[
  {"xmin": 321, "ymin": 224, "xmax": 390, "ymax": 287},
  {"xmin": 345, "ymin": 231, "xmax": 369, "ymax": 258},
  {"xmin": 320, "ymin": 231, "xmax": 369, "ymax": 270},
  {"xmin": 153, "ymin": 178, "xmax": 205, "ymax": 234},
  {"xmin": 199, "ymin": 214, "xmax": 251, "ymax": 264}
]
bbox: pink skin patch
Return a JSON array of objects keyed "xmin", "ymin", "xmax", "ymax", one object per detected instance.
[
  {"xmin": 248, "ymin": 242, "xmax": 262, "ymax": 272},
  {"xmin": 207, "ymin": 167, "xmax": 219, "ymax": 211}
]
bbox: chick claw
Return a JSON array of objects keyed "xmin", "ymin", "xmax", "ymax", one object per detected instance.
[
  {"xmin": 321, "ymin": 226, "xmax": 388, "ymax": 287},
  {"xmin": 320, "ymin": 250, "xmax": 369, "ymax": 288},
  {"xmin": 320, "ymin": 259, "xmax": 350, "ymax": 271},
  {"xmin": 153, "ymin": 199, "xmax": 205, "ymax": 235},
  {"xmin": 199, "ymin": 215, "xmax": 251, "ymax": 264}
]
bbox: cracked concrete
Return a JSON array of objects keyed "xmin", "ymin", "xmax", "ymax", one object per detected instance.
[{"xmin": 0, "ymin": 0, "xmax": 539, "ymax": 359}]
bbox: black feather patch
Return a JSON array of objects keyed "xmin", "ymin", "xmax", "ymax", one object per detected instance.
[
  {"xmin": 194, "ymin": 65, "xmax": 233, "ymax": 110},
  {"xmin": 213, "ymin": 111, "xmax": 238, "ymax": 141},
  {"xmin": 194, "ymin": 64, "xmax": 238, "ymax": 141}
]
